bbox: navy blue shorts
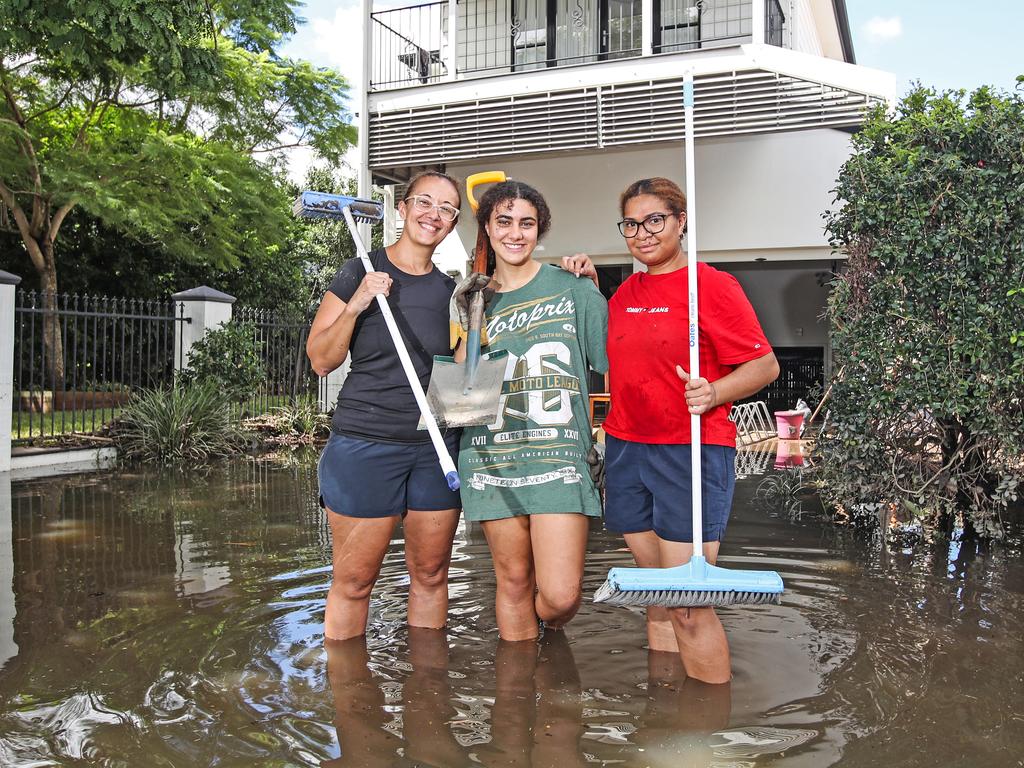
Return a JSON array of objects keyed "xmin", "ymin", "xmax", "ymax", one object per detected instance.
[
  {"xmin": 604, "ymin": 435, "xmax": 736, "ymax": 543},
  {"xmin": 318, "ymin": 432, "xmax": 462, "ymax": 517}
]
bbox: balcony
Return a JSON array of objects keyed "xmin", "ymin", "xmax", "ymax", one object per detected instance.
[{"xmin": 370, "ymin": 0, "xmax": 791, "ymax": 91}]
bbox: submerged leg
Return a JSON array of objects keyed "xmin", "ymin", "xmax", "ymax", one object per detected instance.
[
  {"xmin": 659, "ymin": 539, "xmax": 731, "ymax": 684},
  {"xmin": 623, "ymin": 530, "xmax": 680, "ymax": 653}
]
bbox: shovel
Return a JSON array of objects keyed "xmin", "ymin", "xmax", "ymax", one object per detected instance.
[{"xmin": 425, "ymin": 170, "xmax": 508, "ymax": 428}]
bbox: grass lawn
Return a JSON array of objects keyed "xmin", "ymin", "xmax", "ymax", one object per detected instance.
[
  {"xmin": 11, "ymin": 408, "xmax": 124, "ymax": 442},
  {"xmin": 12, "ymin": 395, "xmax": 316, "ymax": 441}
]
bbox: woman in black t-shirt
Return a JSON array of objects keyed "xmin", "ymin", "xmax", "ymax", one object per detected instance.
[{"xmin": 307, "ymin": 171, "xmax": 464, "ymax": 641}]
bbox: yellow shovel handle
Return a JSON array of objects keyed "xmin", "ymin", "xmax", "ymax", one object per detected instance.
[{"xmin": 466, "ymin": 171, "xmax": 507, "ymax": 212}]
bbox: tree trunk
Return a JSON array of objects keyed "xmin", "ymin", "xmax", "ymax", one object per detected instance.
[
  {"xmin": 936, "ymin": 416, "xmax": 960, "ymax": 536},
  {"xmin": 37, "ymin": 238, "xmax": 66, "ymax": 390}
]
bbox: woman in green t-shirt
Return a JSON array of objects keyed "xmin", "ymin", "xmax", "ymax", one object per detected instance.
[{"xmin": 457, "ymin": 181, "xmax": 608, "ymax": 641}]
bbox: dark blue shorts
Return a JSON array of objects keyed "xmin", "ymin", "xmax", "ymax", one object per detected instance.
[
  {"xmin": 318, "ymin": 432, "xmax": 462, "ymax": 517},
  {"xmin": 604, "ymin": 435, "xmax": 736, "ymax": 543}
]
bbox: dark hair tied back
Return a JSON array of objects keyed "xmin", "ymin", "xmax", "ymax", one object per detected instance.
[{"xmin": 619, "ymin": 177, "xmax": 686, "ymax": 218}]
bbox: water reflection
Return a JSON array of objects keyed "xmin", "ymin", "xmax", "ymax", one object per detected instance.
[{"xmin": 0, "ymin": 457, "xmax": 1021, "ymax": 766}]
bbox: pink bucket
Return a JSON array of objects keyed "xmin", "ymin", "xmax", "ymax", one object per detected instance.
[
  {"xmin": 774, "ymin": 438, "xmax": 805, "ymax": 468},
  {"xmin": 774, "ymin": 410, "xmax": 805, "ymax": 440}
]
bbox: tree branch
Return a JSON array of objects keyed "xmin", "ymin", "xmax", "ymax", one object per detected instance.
[
  {"xmin": 175, "ymin": 96, "xmax": 195, "ymax": 133},
  {"xmin": 73, "ymin": 82, "xmax": 108, "ymax": 149},
  {"xmin": 0, "ymin": 178, "xmax": 45, "ymax": 272},
  {"xmin": 49, "ymin": 199, "xmax": 76, "ymax": 243},
  {"xmin": 26, "ymin": 85, "xmax": 75, "ymax": 123},
  {"xmin": 250, "ymin": 141, "xmax": 309, "ymax": 153},
  {"xmin": 1, "ymin": 76, "xmax": 45, "ymax": 207}
]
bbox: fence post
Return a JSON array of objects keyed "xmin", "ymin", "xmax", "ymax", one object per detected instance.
[
  {"xmin": 171, "ymin": 286, "xmax": 236, "ymax": 375},
  {"xmin": 0, "ymin": 271, "xmax": 21, "ymax": 474}
]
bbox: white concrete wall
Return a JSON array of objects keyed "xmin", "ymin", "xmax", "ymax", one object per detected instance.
[{"xmin": 447, "ymin": 127, "xmax": 851, "ymax": 264}]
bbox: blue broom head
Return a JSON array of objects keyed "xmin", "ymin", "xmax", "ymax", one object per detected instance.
[
  {"xmin": 593, "ymin": 555, "xmax": 783, "ymax": 608},
  {"xmin": 293, "ymin": 191, "xmax": 384, "ymax": 223}
]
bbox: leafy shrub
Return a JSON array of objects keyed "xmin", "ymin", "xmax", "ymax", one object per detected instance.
[
  {"xmin": 244, "ymin": 396, "xmax": 330, "ymax": 445},
  {"xmin": 820, "ymin": 85, "xmax": 1024, "ymax": 540},
  {"xmin": 273, "ymin": 397, "xmax": 329, "ymax": 437},
  {"xmin": 180, "ymin": 321, "xmax": 264, "ymax": 402},
  {"xmin": 114, "ymin": 382, "xmax": 248, "ymax": 465}
]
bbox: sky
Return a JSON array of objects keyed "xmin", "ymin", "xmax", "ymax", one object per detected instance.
[{"xmin": 280, "ymin": 0, "xmax": 1024, "ymax": 177}]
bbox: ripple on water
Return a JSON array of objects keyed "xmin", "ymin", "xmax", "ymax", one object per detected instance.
[{"xmin": 2, "ymin": 462, "xmax": 1023, "ymax": 767}]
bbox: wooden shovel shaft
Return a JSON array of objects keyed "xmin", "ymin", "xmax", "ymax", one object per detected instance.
[{"xmin": 464, "ymin": 289, "xmax": 487, "ymax": 392}]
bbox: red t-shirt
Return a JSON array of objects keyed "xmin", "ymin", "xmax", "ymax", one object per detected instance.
[{"xmin": 604, "ymin": 262, "xmax": 771, "ymax": 446}]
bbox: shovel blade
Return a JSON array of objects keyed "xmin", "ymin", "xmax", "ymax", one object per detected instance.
[{"xmin": 425, "ymin": 351, "xmax": 508, "ymax": 428}]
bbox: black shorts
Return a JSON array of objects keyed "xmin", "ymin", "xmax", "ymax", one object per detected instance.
[{"xmin": 318, "ymin": 432, "xmax": 462, "ymax": 517}]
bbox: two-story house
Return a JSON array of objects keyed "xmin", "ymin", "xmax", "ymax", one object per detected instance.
[{"xmin": 354, "ymin": 0, "xmax": 895, "ymax": 407}]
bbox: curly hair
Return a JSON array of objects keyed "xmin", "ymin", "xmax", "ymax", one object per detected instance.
[{"xmin": 475, "ymin": 180, "xmax": 552, "ymax": 273}]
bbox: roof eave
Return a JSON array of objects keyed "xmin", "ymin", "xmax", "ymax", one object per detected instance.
[{"xmin": 832, "ymin": 0, "xmax": 857, "ymax": 64}]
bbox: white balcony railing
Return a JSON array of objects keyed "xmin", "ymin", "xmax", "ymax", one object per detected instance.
[{"xmin": 369, "ymin": 0, "xmax": 789, "ymax": 91}]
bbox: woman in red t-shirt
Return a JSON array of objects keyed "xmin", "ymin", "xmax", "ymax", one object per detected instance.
[{"xmin": 603, "ymin": 177, "xmax": 779, "ymax": 684}]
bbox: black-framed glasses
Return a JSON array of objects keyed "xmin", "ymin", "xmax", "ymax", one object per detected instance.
[
  {"xmin": 404, "ymin": 195, "xmax": 460, "ymax": 222},
  {"xmin": 617, "ymin": 212, "xmax": 671, "ymax": 238}
]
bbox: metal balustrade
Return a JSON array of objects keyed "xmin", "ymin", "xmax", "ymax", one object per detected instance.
[{"xmin": 370, "ymin": 0, "xmax": 787, "ymax": 91}]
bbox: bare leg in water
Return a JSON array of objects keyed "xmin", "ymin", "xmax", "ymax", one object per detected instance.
[
  {"xmin": 323, "ymin": 637, "xmax": 400, "ymax": 767},
  {"xmin": 402, "ymin": 627, "xmax": 468, "ymax": 767}
]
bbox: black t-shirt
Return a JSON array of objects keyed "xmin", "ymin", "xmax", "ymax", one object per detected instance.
[{"xmin": 328, "ymin": 248, "xmax": 457, "ymax": 443}]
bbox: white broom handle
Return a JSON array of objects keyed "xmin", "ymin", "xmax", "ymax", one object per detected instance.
[
  {"xmin": 342, "ymin": 206, "xmax": 459, "ymax": 482},
  {"xmin": 684, "ymin": 72, "xmax": 703, "ymax": 554}
]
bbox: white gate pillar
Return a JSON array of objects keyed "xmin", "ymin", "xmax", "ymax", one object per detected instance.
[
  {"xmin": 171, "ymin": 286, "xmax": 236, "ymax": 375},
  {"xmin": 0, "ymin": 271, "xmax": 21, "ymax": 473}
]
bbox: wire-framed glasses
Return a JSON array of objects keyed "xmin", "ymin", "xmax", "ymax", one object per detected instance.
[
  {"xmin": 404, "ymin": 195, "xmax": 460, "ymax": 222},
  {"xmin": 617, "ymin": 212, "xmax": 671, "ymax": 238}
]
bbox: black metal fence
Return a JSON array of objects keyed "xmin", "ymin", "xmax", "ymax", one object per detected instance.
[
  {"xmin": 11, "ymin": 289, "xmax": 326, "ymax": 445},
  {"xmin": 749, "ymin": 346, "xmax": 825, "ymax": 413},
  {"xmin": 12, "ymin": 291, "xmax": 187, "ymax": 444},
  {"xmin": 233, "ymin": 306, "xmax": 325, "ymax": 418}
]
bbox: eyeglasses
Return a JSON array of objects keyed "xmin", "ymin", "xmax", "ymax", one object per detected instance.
[
  {"xmin": 404, "ymin": 195, "xmax": 460, "ymax": 222},
  {"xmin": 617, "ymin": 212, "xmax": 671, "ymax": 238}
]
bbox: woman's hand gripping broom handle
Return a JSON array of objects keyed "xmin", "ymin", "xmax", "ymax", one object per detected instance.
[{"xmin": 341, "ymin": 206, "xmax": 460, "ymax": 491}]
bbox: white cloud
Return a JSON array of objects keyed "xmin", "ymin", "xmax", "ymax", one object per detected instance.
[
  {"xmin": 863, "ymin": 16, "xmax": 903, "ymax": 42},
  {"xmin": 282, "ymin": 3, "xmax": 364, "ymax": 183},
  {"xmin": 307, "ymin": 5, "xmax": 365, "ymax": 90}
]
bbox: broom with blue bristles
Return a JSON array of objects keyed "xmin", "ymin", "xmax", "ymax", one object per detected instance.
[{"xmin": 593, "ymin": 72, "xmax": 784, "ymax": 609}]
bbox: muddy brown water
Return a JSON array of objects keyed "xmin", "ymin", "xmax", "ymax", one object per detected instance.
[{"xmin": 0, "ymin": 455, "xmax": 1021, "ymax": 767}]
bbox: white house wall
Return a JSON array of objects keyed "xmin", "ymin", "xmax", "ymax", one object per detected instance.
[
  {"xmin": 789, "ymin": 0, "xmax": 823, "ymax": 57},
  {"xmin": 446, "ymin": 127, "xmax": 851, "ymax": 263}
]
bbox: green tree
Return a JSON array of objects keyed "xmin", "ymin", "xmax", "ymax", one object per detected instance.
[
  {"xmin": 821, "ymin": 84, "xmax": 1024, "ymax": 540},
  {"xmin": 0, "ymin": 0, "xmax": 354, "ymax": 383}
]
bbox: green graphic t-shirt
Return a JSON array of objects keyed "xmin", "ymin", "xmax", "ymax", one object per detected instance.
[{"xmin": 459, "ymin": 265, "xmax": 609, "ymax": 521}]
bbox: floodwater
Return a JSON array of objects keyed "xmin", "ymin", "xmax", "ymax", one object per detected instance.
[{"xmin": 0, "ymin": 452, "xmax": 1022, "ymax": 767}]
